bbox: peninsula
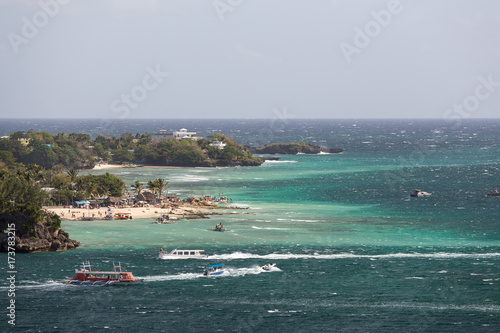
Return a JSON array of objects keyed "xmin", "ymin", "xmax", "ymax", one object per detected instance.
[
  {"xmin": 250, "ymin": 142, "xmax": 343, "ymax": 154},
  {"xmin": 0, "ymin": 130, "xmax": 263, "ymax": 169}
]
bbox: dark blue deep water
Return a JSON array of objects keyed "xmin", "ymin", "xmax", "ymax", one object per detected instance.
[{"xmin": 1, "ymin": 119, "xmax": 500, "ymax": 332}]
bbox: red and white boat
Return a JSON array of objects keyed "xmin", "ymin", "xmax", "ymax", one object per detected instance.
[
  {"xmin": 67, "ymin": 262, "xmax": 143, "ymax": 285},
  {"xmin": 114, "ymin": 212, "xmax": 133, "ymax": 220}
]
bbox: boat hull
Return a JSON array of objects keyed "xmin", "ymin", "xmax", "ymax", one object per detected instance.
[
  {"xmin": 68, "ymin": 279, "xmax": 143, "ymax": 286},
  {"xmin": 159, "ymin": 254, "xmax": 208, "ymax": 259}
]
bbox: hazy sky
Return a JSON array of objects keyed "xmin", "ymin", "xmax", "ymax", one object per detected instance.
[{"xmin": 1, "ymin": 0, "xmax": 499, "ymax": 119}]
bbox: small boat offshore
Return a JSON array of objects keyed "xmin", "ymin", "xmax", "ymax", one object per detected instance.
[{"xmin": 203, "ymin": 264, "xmax": 225, "ymax": 276}]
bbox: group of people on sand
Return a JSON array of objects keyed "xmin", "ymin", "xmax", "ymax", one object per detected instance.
[{"xmin": 58, "ymin": 209, "xmax": 111, "ymax": 220}]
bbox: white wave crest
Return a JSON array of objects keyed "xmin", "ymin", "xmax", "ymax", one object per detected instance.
[
  {"xmin": 139, "ymin": 265, "xmax": 280, "ymax": 282},
  {"xmin": 264, "ymin": 160, "xmax": 298, "ymax": 164},
  {"xmin": 251, "ymin": 226, "xmax": 290, "ymax": 230},
  {"xmin": 206, "ymin": 251, "xmax": 500, "ymax": 261}
]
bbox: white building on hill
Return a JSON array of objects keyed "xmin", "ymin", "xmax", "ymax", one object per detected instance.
[
  {"xmin": 209, "ymin": 140, "xmax": 227, "ymax": 150},
  {"xmin": 151, "ymin": 128, "xmax": 201, "ymax": 141}
]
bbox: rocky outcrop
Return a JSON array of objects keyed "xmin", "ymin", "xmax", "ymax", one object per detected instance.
[
  {"xmin": 196, "ymin": 158, "xmax": 265, "ymax": 167},
  {"xmin": 250, "ymin": 143, "xmax": 343, "ymax": 155},
  {"xmin": 0, "ymin": 210, "xmax": 80, "ymax": 253},
  {"xmin": 3, "ymin": 230, "xmax": 80, "ymax": 253}
]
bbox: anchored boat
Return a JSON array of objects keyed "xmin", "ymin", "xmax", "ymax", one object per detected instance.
[
  {"xmin": 67, "ymin": 262, "xmax": 142, "ymax": 285},
  {"xmin": 208, "ymin": 223, "xmax": 229, "ymax": 232},
  {"xmin": 487, "ymin": 188, "xmax": 500, "ymax": 196},
  {"xmin": 114, "ymin": 212, "xmax": 133, "ymax": 220},
  {"xmin": 410, "ymin": 189, "xmax": 432, "ymax": 197},
  {"xmin": 154, "ymin": 214, "xmax": 177, "ymax": 224}
]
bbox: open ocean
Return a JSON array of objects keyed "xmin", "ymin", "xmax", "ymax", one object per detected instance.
[{"xmin": 1, "ymin": 119, "xmax": 500, "ymax": 332}]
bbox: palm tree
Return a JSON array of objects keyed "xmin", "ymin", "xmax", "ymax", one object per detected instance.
[
  {"xmin": 132, "ymin": 180, "xmax": 143, "ymax": 195},
  {"xmin": 27, "ymin": 164, "xmax": 45, "ymax": 184},
  {"xmin": 147, "ymin": 179, "xmax": 159, "ymax": 203},
  {"xmin": 67, "ymin": 168, "xmax": 79, "ymax": 183},
  {"xmin": 156, "ymin": 178, "xmax": 169, "ymax": 202},
  {"xmin": 85, "ymin": 181, "xmax": 99, "ymax": 199}
]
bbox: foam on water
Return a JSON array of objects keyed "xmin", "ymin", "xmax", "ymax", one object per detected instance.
[
  {"xmin": 139, "ymin": 265, "xmax": 280, "ymax": 282},
  {"xmin": 263, "ymin": 160, "xmax": 298, "ymax": 164},
  {"xmin": 206, "ymin": 251, "xmax": 500, "ymax": 260}
]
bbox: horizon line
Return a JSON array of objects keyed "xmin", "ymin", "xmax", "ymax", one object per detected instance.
[{"xmin": 1, "ymin": 117, "xmax": 500, "ymax": 121}]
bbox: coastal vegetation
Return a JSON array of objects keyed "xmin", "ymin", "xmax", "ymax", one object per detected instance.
[
  {"xmin": 0, "ymin": 169, "xmax": 80, "ymax": 253},
  {"xmin": 250, "ymin": 142, "xmax": 343, "ymax": 154},
  {"xmin": 0, "ymin": 162, "xmax": 123, "ymax": 252},
  {"xmin": 0, "ymin": 130, "xmax": 263, "ymax": 169},
  {"xmin": 132, "ymin": 178, "xmax": 170, "ymax": 203}
]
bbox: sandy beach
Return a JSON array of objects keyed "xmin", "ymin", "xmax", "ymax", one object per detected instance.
[
  {"xmin": 92, "ymin": 163, "xmax": 127, "ymax": 170},
  {"xmin": 45, "ymin": 204, "xmax": 220, "ymax": 221},
  {"xmin": 92, "ymin": 163, "xmax": 181, "ymax": 170}
]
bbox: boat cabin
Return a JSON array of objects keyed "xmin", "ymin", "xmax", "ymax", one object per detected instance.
[{"xmin": 204, "ymin": 264, "xmax": 224, "ymax": 276}]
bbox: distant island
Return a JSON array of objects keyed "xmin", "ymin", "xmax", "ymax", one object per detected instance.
[{"xmin": 250, "ymin": 142, "xmax": 343, "ymax": 155}]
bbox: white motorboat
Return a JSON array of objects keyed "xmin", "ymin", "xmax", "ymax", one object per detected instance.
[
  {"xmin": 261, "ymin": 263, "xmax": 276, "ymax": 271},
  {"xmin": 203, "ymin": 264, "xmax": 224, "ymax": 276},
  {"xmin": 158, "ymin": 248, "xmax": 208, "ymax": 259},
  {"xmin": 410, "ymin": 189, "xmax": 432, "ymax": 197},
  {"xmin": 154, "ymin": 214, "xmax": 177, "ymax": 224}
]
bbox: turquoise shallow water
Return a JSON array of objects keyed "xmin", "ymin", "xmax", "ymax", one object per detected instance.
[{"xmin": 1, "ymin": 119, "xmax": 500, "ymax": 332}]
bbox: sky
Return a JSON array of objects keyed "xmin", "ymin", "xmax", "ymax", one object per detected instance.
[{"xmin": 0, "ymin": 0, "xmax": 499, "ymax": 120}]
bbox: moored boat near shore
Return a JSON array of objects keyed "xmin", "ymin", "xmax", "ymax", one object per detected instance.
[
  {"xmin": 154, "ymin": 214, "xmax": 177, "ymax": 224},
  {"xmin": 208, "ymin": 223, "xmax": 229, "ymax": 232},
  {"xmin": 114, "ymin": 212, "xmax": 133, "ymax": 220}
]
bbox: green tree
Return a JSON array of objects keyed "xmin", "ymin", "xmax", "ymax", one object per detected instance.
[
  {"xmin": 24, "ymin": 144, "xmax": 59, "ymax": 169},
  {"xmin": 132, "ymin": 180, "xmax": 143, "ymax": 195},
  {"xmin": 66, "ymin": 168, "xmax": 79, "ymax": 183},
  {"xmin": 147, "ymin": 179, "xmax": 159, "ymax": 202},
  {"xmin": 156, "ymin": 178, "xmax": 169, "ymax": 200},
  {"xmin": 0, "ymin": 151, "xmax": 16, "ymax": 168},
  {"xmin": 0, "ymin": 169, "xmax": 47, "ymax": 206},
  {"xmin": 93, "ymin": 143, "xmax": 108, "ymax": 159},
  {"xmin": 112, "ymin": 149, "xmax": 134, "ymax": 163}
]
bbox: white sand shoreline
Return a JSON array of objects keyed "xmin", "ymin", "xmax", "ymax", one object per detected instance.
[
  {"xmin": 91, "ymin": 163, "xmax": 182, "ymax": 170},
  {"xmin": 45, "ymin": 204, "xmax": 219, "ymax": 221}
]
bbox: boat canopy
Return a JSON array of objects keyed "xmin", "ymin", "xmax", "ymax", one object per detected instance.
[{"xmin": 205, "ymin": 264, "xmax": 224, "ymax": 268}]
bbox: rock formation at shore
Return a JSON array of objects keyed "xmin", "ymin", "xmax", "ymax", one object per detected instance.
[
  {"xmin": 250, "ymin": 143, "xmax": 343, "ymax": 155},
  {"xmin": 0, "ymin": 209, "xmax": 80, "ymax": 253}
]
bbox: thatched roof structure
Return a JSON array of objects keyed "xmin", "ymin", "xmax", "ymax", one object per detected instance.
[
  {"xmin": 106, "ymin": 196, "xmax": 122, "ymax": 205},
  {"xmin": 135, "ymin": 191, "xmax": 156, "ymax": 203}
]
